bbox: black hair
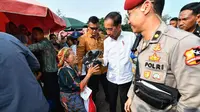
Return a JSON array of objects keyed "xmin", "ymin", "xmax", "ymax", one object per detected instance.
[
  {"xmin": 170, "ymin": 17, "xmax": 178, "ymax": 21},
  {"xmin": 8, "ymin": 21, "xmax": 16, "ymax": 26},
  {"xmin": 32, "ymin": 27, "xmax": 44, "ymax": 34},
  {"xmin": 6, "ymin": 21, "xmax": 18, "ymax": 35},
  {"xmin": 67, "ymin": 36, "xmax": 78, "ymax": 45},
  {"xmin": 49, "ymin": 34, "xmax": 56, "ymax": 40},
  {"xmin": 105, "ymin": 12, "xmax": 122, "ymax": 26},
  {"xmin": 180, "ymin": 2, "xmax": 200, "ymax": 15},
  {"xmin": 87, "ymin": 16, "xmax": 99, "ymax": 24},
  {"xmin": 153, "ymin": 0, "xmax": 165, "ymax": 16}
]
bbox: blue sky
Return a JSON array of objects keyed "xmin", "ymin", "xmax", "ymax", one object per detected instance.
[{"xmin": 38, "ymin": 0, "xmax": 199, "ymax": 23}]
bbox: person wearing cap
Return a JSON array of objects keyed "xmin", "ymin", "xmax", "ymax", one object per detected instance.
[
  {"xmin": 57, "ymin": 30, "xmax": 69, "ymax": 48},
  {"xmin": 67, "ymin": 31, "xmax": 81, "ymax": 55},
  {"xmin": 77, "ymin": 16, "xmax": 109, "ymax": 102},
  {"xmin": 124, "ymin": 0, "xmax": 200, "ymax": 112},
  {"xmin": 179, "ymin": 2, "xmax": 200, "ymax": 37}
]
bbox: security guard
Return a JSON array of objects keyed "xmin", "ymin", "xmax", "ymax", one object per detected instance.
[{"xmin": 124, "ymin": 0, "xmax": 200, "ymax": 112}]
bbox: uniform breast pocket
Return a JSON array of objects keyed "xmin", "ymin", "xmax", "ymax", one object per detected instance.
[{"xmin": 140, "ymin": 51, "xmax": 169, "ymax": 84}]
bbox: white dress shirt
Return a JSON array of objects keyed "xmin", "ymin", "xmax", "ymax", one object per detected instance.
[{"xmin": 103, "ymin": 31, "xmax": 136, "ymax": 85}]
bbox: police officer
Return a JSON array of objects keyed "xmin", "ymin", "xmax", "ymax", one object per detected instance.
[{"xmin": 124, "ymin": 0, "xmax": 200, "ymax": 112}]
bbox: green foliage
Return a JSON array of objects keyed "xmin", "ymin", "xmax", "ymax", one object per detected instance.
[
  {"xmin": 99, "ymin": 18, "xmax": 105, "ymax": 30},
  {"xmin": 121, "ymin": 24, "xmax": 132, "ymax": 32},
  {"xmin": 122, "ymin": 14, "xmax": 132, "ymax": 32},
  {"xmin": 98, "ymin": 17, "xmax": 106, "ymax": 34}
]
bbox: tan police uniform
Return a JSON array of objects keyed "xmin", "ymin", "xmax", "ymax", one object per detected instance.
[
  {"xmin": 77, "ymin": 32, "xmax": 107, "ymax": 74},
  {"xmin": 127, "ymin": 22, "xmax": 200, "ymax": 112}
]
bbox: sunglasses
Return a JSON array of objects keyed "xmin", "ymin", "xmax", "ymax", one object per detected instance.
[{"xmin": 89, "ymin": 26, "xmax": 99, "ymax": 30}]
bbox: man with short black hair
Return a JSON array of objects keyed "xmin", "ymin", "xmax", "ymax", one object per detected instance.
[
  {"xmin": 101, "ymin": 12, "xmax": 136, "ymax": 112},
  {"xmin": 179, "ymin": 2, "xmax": 200, "ymax": 37},
  {"xmin": 151, "ymin": 0, "xmax": 165, "ymax": 16},
  {"xmin": 169, "ymin": 17, "xmax": 178, "ymax": 28},
  {"xmin": 77, "ymin": 16, "xmax": 108, "ymax": 102},
  {"xmin": 124, "ymin": 0, "xmax": 200, "ymax": 112}
]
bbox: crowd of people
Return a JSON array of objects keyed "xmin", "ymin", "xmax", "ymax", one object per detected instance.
[{"xmin": 0, "ymin": 0, "xmax": 200, "ymax": 112}]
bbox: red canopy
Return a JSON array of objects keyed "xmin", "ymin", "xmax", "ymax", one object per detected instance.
[{"xmin": 0, "ymin": 0, "xmax": 66, "ymax": 33}]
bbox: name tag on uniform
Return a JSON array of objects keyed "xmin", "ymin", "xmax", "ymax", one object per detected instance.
[{"xmin": 145, "ymin": 61, "xmax": 166, "ymax": 71}]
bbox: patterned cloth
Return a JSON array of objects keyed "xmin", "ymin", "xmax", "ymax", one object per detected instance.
[
  {"xmin": 28, "ymin": 38, "xmax": 58, "ymax": 72},
  {"xmin": 57, "ymin": 47, "xmax": 71, "ymax": 68},
  {"xmin": 57, "ymin": 47, "xmax": 81, "ymax": 93},
  {"xmin": 57, "ymin": 47, "xmax": 86, "ymax": 111},
  {"xmin": 58, "ymin": 66, "xmax": 81, "ymax": 93},
  {"xmin": 60, "ymin": 92, "xmax": 86, "ymax": 112}
]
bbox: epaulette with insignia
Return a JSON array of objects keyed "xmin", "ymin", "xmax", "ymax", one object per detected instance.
[{"xmin": 150, "ymin": 31, "xmax": 162, "ymax": 43}]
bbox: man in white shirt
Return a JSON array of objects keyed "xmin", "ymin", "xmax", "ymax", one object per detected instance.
[{"xmin": 102, "ymin": 12, "xmax": 136, "ymax": 112}]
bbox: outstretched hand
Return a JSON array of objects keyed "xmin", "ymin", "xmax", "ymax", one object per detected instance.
[{"xmin": 87, "ymin": 64, "xmax": 100, "ymax": 76}]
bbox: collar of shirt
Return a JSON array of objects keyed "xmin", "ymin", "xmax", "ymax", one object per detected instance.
[
  {"xmin": 86, "ymin": 32, "xmax": 100, "ymax": 39},
  {"xmin": 109, "ymin": 30, "xmax": 124, "ymax": 42}
]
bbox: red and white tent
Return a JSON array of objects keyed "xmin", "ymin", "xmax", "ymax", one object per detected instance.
[{"xmin": 0, "ymin": 0, "xmax": 66, "ymax": 33}]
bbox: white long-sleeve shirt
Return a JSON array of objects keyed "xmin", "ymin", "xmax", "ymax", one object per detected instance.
[{"xmin": 103, "ymin": 31, "xmax": 136, "ymax": 85}]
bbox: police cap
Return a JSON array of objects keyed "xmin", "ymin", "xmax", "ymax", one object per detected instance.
[{"xmin": 124, "ymin": 0, "xmax": 144, "ymax": 10}]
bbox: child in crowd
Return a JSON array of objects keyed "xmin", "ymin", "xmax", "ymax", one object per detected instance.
[{"xmin": 57, "ymin": 47, "xmax": 99, "ymax": 112}]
